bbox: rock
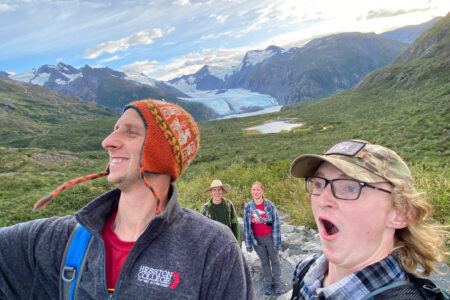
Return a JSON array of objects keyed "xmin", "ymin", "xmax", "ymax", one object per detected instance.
[{"xmin": 239, "ymin": 215, "xmax": 322, "ymax": 297}]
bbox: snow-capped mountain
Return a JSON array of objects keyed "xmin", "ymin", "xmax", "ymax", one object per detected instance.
[
  {"xmin": 168, "ymin": 45, "xmax": 284, "ymax": 91},
  {"xmin": 5, "ymin": 20, "xmax": 428, "ymax": 120},
  {"xmin": 168, "ymin": 62, "xmax": 279, "ymax": 116},
  {"xmin": 10, "ymin": 63, "xmax": 83, "ymax": 86},
  {"xmin": 8, "ymin": 62, "xmax": 216, "ymax": 121},
  {"xmin": 239, "ymin": 45, "xmax": 284, "ymax": 70},
  {"xmin": 170, "ymin": 33, "xmax": 408, "ymax": 105},
  {"xmin": 0, "ymin": 71, "xmax": 15, "ymax": 78}
]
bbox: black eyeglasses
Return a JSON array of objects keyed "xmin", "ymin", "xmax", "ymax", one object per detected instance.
[{"xmin": 305, "ymin": 176, "xmax": 392, "ymax": 200}]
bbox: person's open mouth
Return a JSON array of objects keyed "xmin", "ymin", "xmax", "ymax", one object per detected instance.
[{"xmin": 319, "ymin": 217, "xmax": 339, "ymax": 240}]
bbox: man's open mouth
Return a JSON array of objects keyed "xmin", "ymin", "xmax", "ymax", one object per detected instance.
[{"xmin": 320, "ymin": 218, "xmax": 339, "ymax": 236}]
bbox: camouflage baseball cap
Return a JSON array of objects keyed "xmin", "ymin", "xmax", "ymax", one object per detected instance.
[{"xmin": 290, "ymin": 139, "xmax": 414, "ymax": 190}]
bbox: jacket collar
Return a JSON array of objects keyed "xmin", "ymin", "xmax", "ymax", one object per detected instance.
[{"xmin": 75, "ymin": 185, "xmax": 182, "ymax": 237}]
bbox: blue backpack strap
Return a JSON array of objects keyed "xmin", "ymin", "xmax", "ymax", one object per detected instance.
[{"xmin": 59, "ymin": 223, "xmax": 93, "ymax": 300}]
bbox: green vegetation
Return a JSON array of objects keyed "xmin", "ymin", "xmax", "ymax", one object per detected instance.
[
  {"xmin": 0, "ymin": 16, "xmax": 448, "ymax": 231},
  {"xmin": 0, "ymin": 76, "xmax": 117, "ymax": 141}
]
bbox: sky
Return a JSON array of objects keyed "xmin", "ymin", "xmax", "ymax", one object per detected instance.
[{"xmin": 1, "ymin": 0, "xmax": 448, "ymax": 81}]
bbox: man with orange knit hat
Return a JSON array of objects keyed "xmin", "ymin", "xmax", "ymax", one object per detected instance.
[{"xmin": 0, "ymin": 99, "xmax": 255, "ymax": 299}]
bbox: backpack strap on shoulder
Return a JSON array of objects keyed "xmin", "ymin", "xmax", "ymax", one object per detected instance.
[
  {"xmin": 291, "ymin": 255, "xmax": 319, "ymax": 300},
  {"xmin": 59, "ymin": 223, "xmax": 93, "ymax": 300},
  {"xmin": 203, "ymin": 202, "xmax": 211, "ymax": 218},
  {"xmin": 224, "ymin": 198, "xmax": 232, "ymax": 226},
  {"xmin": 408, "ymin": 273, "xmax": 449, "ymax": 300},
  {"xmin": 361, "ymin": 280, "xmax": 413, "ymax": 300},
  {"xmin": 362, "ymin": 273, "xmax": 449, "ymax": 300}
]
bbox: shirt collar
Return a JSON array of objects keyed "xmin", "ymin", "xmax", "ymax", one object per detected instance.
[{"xmin": 303, "ymin": 253, "xmax": 407, "ymax": 299}]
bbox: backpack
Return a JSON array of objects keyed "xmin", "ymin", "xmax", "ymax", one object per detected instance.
[
  {"xmin": 59, "ymin": 224, "xmax": 93, "ymax": 300},
  {"xmin": 290, "ymin": 256, "xmax": 449, "ymax": 300}
]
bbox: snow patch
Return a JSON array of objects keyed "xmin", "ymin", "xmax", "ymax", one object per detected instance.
[
  {"xmin": 171, "ymin": 78, "xmax": 198, "ymax": 93},
  {"xmin": 207, "ymin": 65, "xmax": 238, "ymax": 80},
  {"xmin": 178, "ymin": 88, "xmax": 278, "ymax": 116},
  {"xmin": 66, "ymin": 72, "xmax": 83, "ymax": 82},
  {"xmin": 31, "ymin": 73, "xmax": 51, "ymax": 86},
  {"xmin": 244, "ymin": 49, "xmax": 277, "ymax": 67},
  {"xmin": 10, "ymin": 70, "xmax": 36, "ymax": 83},
  {"xmin": 125, "ymin": 72, "xmax": 156, "ymax": 86},
  {"xmin": 55, "ymin": 79, "xmax": 66, "ymax": 85}
]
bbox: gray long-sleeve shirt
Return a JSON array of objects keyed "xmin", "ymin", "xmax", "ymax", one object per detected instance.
[{"xmin": 0, "ymin": 186, "xmax": 255, "ymax": 299}]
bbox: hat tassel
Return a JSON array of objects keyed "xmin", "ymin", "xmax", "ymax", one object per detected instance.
[{"xmin": 33, "ymin": 171, "xmax": 109, "ymax": 211}]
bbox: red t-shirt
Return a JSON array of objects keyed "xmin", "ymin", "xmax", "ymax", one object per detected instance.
[
  {"xmin": 251, "ymin": 202, "xmax": 272, "ymax": 237},
  {"xmin": 102, "ymin": 210, "xmax": 135, "ymax": 294}
]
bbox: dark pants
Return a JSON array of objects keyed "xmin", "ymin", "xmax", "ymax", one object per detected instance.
[{"xmin": 254, "ymin": 235, "xmax": 281, "ymax": 285}]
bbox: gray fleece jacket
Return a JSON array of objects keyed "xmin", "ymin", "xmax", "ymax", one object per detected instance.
[{"xmin": 0, "ymin": 186, "xmax": 255, "ymax": 299}]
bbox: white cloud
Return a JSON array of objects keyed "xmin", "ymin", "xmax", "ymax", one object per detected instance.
[
  {"xmin": 201, "ymin": 30, "xmax": 233, "ymax": 40},
  {"xmin": 99, "ymin": 55, "xmax": 121, "ymax": 63},
  {"xmin": 174, "ymin": 0, "xmax": 191, "ymax": 6},
  {"xmin": 84, "ymin": 28, "xmax": 164, "ymax": 59},
  {"xmin": 0, "ymin": 4, "xmax": 15, "ymax": 12},
  {"xmin": 209, "ymin": 13, "xmax": 228, "ymax": 24},
  {"xmin": 364, "ymin": 7, "xmax": 433, "ymax": 19},
  {"xmin": 120, "ymin": 47, "xmax": 247, "ymax": 80},
  {"xmin": 119, "ymin": 60, "xmax": 161, "ymax": 74}
]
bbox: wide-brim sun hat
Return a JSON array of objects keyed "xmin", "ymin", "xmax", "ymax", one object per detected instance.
[
  {"xmin": 204, "ymin": 179, "xmax": 231, "ymax": 194},
  {"xmin": 290, "ymin": 139, "xmax": 414, "ymax": 191}
]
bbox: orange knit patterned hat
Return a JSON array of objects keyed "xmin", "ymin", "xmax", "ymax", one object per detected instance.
[{"xmin": 34, "ymin": 99, "xmax": 200, "ymax": 214}]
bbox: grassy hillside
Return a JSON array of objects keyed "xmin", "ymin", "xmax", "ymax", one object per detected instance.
[
  {"xmin": 0, "ymin": 16, "xmax": 448, "ymax": 229},
  {"xmin": 0, "ymin": 77, "xmax": 118, "ymax": 142}
]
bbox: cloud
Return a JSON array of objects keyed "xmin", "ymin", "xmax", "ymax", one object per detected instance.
[
  {"xmin": 119, "ymin": 60, "xmax": 161, "ymax": 75},
  {"xmin": 201, "ymin": 30, "xmax": 233, "ymax": 40},
  {"xmin": 119, "ymin": 47, "xmax": 247, "ymax": 80},
  {"xmin": 174, "ymin": 0, "xmax": 191, "ymax": 5},
  {"xmin": 99, "ymin": 55, "xmax": 121, "ymax": 63},
  {"xmin": 365, "ymin": 7, "xmax": 433, "ymax": 19},
  {"xmin": 0, "ymin": 4, "xmax": 15, "ymax": 12},
  {"xmin": 84, "ymin": 28, "xmax": 164, "ymax": 59},
  {"xmin": 209, "ymin": 13, "xmax": 228, "ymax": 24}
]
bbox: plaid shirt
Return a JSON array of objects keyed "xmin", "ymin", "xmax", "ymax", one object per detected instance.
[
  {"xmin": 244, "ymin": 198, "xmax": 281, "ymax": 252},
  {"xmin": 293, "ymin": 253, "xmax": 408, "ymax": 299}
]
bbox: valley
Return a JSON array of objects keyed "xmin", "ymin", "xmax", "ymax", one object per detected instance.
[{"xmin": 0, "ymin": 15, "xmax": 448, "ymax": 231}]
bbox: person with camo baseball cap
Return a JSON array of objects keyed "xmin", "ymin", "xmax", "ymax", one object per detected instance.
[{"xmin": 289, "ymin": 139, "xmax": 448, "ymax": 300}]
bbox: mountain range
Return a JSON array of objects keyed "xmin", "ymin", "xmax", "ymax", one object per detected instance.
[
  {"xmin": 379, "ymin": 17, "xmax": 441, "ymax": 44},
  {"xmin": 0, "ymin": 14, "xmax": 448, "ymax": 229},
  {"xmin": 171, "ymin": 33, "xmax": 407, "ymax": 105},
  {"xmin": 0, "ymin": 17, "xmax": 440, "ymax": 119}
]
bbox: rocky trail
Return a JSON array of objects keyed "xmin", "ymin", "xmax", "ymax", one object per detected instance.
[{"xmin": 238, "ymin": 211, "xmax": 449, "ymax": 299}]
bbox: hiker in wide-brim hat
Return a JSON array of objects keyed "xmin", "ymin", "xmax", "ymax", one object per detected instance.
[
  {"xmin": 204, "ymin": 179, "xmax": 231, "ymax": 194},
  {"xmin": 201, "ymin": 180, "xmax": 241, "ymax": 244}
]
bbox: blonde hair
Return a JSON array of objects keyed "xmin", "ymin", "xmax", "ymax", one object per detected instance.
[
  {"xmin": 392, "ymin": 185, "xmax": 449, "ymax": 276},
  {"xmin": 252, "ymin": 181, "xmax": 264, "ymax": 191}
]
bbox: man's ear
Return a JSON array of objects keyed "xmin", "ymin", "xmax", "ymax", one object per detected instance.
[{"xmin": 387, "ymin": 208, "xmax": 408, "ymax": 229}]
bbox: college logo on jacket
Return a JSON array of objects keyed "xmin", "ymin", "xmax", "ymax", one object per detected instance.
[{"xmin": 137, "ymin": 265, "xmax": 180, "ymax": 289}]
